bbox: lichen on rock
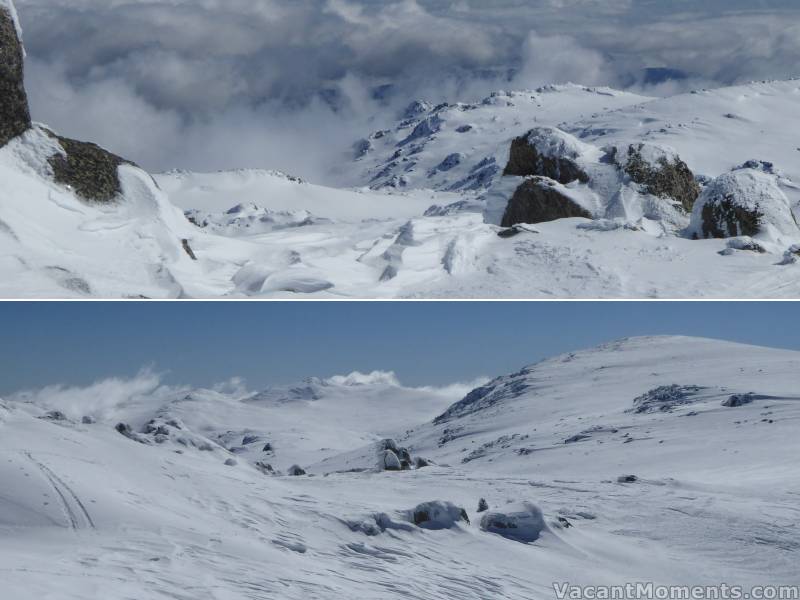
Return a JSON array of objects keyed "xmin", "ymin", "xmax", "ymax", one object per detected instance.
[
  {"xmin": 46, "ymin": 132, "xmax": 132, "ymax": 202},
  {"xmin": 0, "ymin": 1, "xmax": 31, "ymax": 147},
  {"xmin": 614, "ymin": 143, "xmax": 700, "ymax": 212}
]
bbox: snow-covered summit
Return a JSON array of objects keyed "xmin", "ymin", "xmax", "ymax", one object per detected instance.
[{"xmin": 3, "ymin": 335, "xmax": 800, "ymax": 597}]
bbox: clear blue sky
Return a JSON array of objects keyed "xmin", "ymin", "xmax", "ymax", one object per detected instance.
[{"xmin": 0, "ymin": 302, "xmax": 797, "ymax": 394}]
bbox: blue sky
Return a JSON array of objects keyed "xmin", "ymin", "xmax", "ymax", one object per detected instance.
[{"xmin": 0, "ymin": 302, "xmax": 797, "ymax": 394}]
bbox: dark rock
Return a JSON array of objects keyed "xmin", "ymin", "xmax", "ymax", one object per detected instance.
[
  {"xmin": 81, "ymin": 415, "xmax": 96, "ymax": 424},
  {"xmin": 224, "ymin": 458, "xmax": 237, "ymax": 466},
  {"xmin": 700, "ymin": 198, "xmax": 762, "ymax": 239},
  {"xmin": 287, "ymin": 464, "xmax": 306, "ymax": 476},
  {"xmin": 115, "ymin": 422, "xmax": 150, "ymax": 444},
  {"xmin": 0, "ymin": 4, "xmax": 31, "ymax": 147},
  {"xmin": 46, "ymin": 132, "xmax": 132, "ymax": 203},
  {"xmin": 242, "ymin": 435, "xmax": 260, "ymax": 445},
  {"xmin": 617, "ymin": 144, "xmax": 700, "ymax": 212},
  {"xmin": 477, "ymin": 498, "xmax": 489, "ymax": 513},
  {"xmin": 630, "ymin": 384, "xmax": 705, "ymax": 414},
  {"xmin": 557, "ymin": 516, "xmax": 573, "ymax": 528},
  {"xmin": 503, "ymin": 133, "xmax": 589, "ymax": 184},
  {"xmin": 617, "ymin": 475, "xmax": 638, "ymax": 483},
  {"xmin": 262, "ymin": 442, "xmax": 273, "ymax": 453},
  {"xmin": 181, "ymin": 239, "xmax": 197, "ymax": 260},
  {"xmin": 501, "ymin": 177, "xmax": 592, "ymax": 227},
  {"xmin": 255, "ymin": 461, "xmax": 274, "ymax": 475},
  {"xmin": 415, "ymin": 457, "xmax": 432, "ymax": 469}
]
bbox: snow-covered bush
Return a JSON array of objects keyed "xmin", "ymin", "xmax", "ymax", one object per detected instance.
[{"xmin": 479, "ymin": 501, "xmax": 548, "ymax": 543}]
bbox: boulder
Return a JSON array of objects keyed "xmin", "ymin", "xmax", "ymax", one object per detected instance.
[
  {"xmin": 382, "ymin": 449, "xmax": 402, "ymax": 471},
  {"xmin": 477, "ymin": 498, "xmax": 489, "ymax": 513},
  {"xmin": 689, "ymin": 166, "xmax": 799, "ymax": 241},
  {"xmin": 409, "ymin": 501, "xmax": 470, "ymax": 530},
  {"xmin": 287, "ymin": 464, "xmax": 306, "ymax": 476},
  {"xmin": 479, "ymin": 501, "xmax": 548, "ymax": 543},
  {"xmin": 501, "ymin": 177, "xmax": 592, "ymax": 227},
  {"xmin": 614, "ymin": 143, "xmax": 700, "ymax": 212},
  {"xmin": 0, "ymin": 0, "xmax": 31, "ymax": 147},
  {"xmin": 503, "ymin": 128, "xmax": 590, "ymax": 184},
  {"xmin": 46, "ymin": 132, "xmax": 132, "ymax": 203}
]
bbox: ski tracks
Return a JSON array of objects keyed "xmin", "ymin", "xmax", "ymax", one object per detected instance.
[{"xmin": 24, "ymin": 452, "xmax": 95, "ymax": 530}]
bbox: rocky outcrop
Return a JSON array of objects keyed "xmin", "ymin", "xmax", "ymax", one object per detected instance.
[
  {"xmin": 689, "ymin": 165, "xmax": 799, "ymax": 241},
  {"xmin": 615, "ymin": 143, "xmax": 700, "ymax": 212},
  {"xmin": 503, "ymin": 129, "xmax": 589, "ymax": 184},
  {"xmin": 46, "ymin": 132, "xmax": 132, "ymax": 203},
  {"xmin": 501, "ymin": 177, "xmax": 592, "ymax": 227},
  {"xmin": 0, "ymin": 0, "xmax": 31, "ymax": 147}
]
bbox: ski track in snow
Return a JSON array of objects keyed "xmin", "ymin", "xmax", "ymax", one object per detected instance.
[{"xmin": 23, "ymin": 452, "xmax": 95, "ymax": 531}]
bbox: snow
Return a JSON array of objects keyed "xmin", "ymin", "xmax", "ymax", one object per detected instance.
[
  {"xmin": 3, "ymin": 336, "xmax": 799, "ymax": 598},
  {"xmin": 2, "ymin": 79, "xmax": 800, "ymax": 297}
]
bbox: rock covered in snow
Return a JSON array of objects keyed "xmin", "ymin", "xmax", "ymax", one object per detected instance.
[
  {"xmin": 479, "ymin": 501, "xmax": 548, "ymax": 543},
  {"xmin": 488, "ymin": 127, "xmax": 696, "ymax": 230},
  {"xmin": 408, "ymin": 501, "xmax": 470, "ymax": 530},
  {"xmin": 689, "ymin": 164, "xmax": 800, "ymax": 242},
  {"xmin": 287, "ymin": 464, "xmax": 306, "ymax": 476},
  {"xmin": 186, "ymin": 203, "xmax": 327, "ymax": 236},
  {"xmin": 0, "ymin": 0, "xmax": 30, "ymax": 147},
  {"xmin": 612, "ymin": 143, "xmax": 700, "ymax": 212},
  {"xmin": 503, "ymin": 127, "xmax": 591, "ymax": 184},
  {"xmin": 382, "ymin": 449, "xmax": 402, "ymax": 471}
]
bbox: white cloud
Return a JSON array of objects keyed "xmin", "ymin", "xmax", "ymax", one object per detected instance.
[{"xmin": 13, "ymin": 0, "xmax": 800, "ymax": 180}]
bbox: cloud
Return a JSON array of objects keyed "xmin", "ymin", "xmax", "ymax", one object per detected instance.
[
  {"xmin": 6, "ymin": 368, "xmax": 180, "ymax": 422},
  {"xmin": 13, "ymin": 0, "xmax": 800, "ymax": 181}
]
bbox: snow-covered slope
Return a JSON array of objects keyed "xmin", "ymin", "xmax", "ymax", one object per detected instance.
[
  {"xmin": 2, "ymin": 0, "xmax": 800, "ymax": 297},
  {"xmin": 2, "ymin": 336, "xmax": 799, "ymax": 598},
  {"xmin": 348, "ymin": 85, "xmax": 652, "ymax": 193}
]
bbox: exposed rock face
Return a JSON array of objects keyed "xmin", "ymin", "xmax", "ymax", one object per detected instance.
[
  {"xmin": 46, "ymin": 133, "xmax": 132, "ymax": 203},
  {"xmin": 700, "ymin": 198, "xmax": 762, "ymax": 239},
  {"xmin": 616, "ymin": 144, "xmax": 700, "ymax": 212},
  {"xmin": 501, "ymin": 177, "xmax": 592, "ymax": 227},
  {"xmin": 504, "ymin": 132, "xmax": 589, "ymax": 184},
  {"xmin": 0, "ymin": 2, "xmax": 31, "ymax": 147}
]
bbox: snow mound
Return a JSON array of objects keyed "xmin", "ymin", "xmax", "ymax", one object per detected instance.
[
  {"xmin": 186, "ymin": 202, "xmax": 327, "ymax": 236},
  {"xmin": 688, "ymin": 166, "xmax": 800, "ymax": 245},
  {"xmin": 479, "ymin": 501, "xmax": 548, "ymax": 543},
  {"xmin": 407, "ymin": 501, "xmax": 470, "ymax": 530}
]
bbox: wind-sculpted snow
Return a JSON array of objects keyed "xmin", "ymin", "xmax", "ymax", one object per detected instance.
[
  {"xmin": 3, "ymin": 337, "xmax": 800, "ymax": 599},
  {"xmin": 3, "ymin": 74, "xmax": 800, "ymax": 297}
]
